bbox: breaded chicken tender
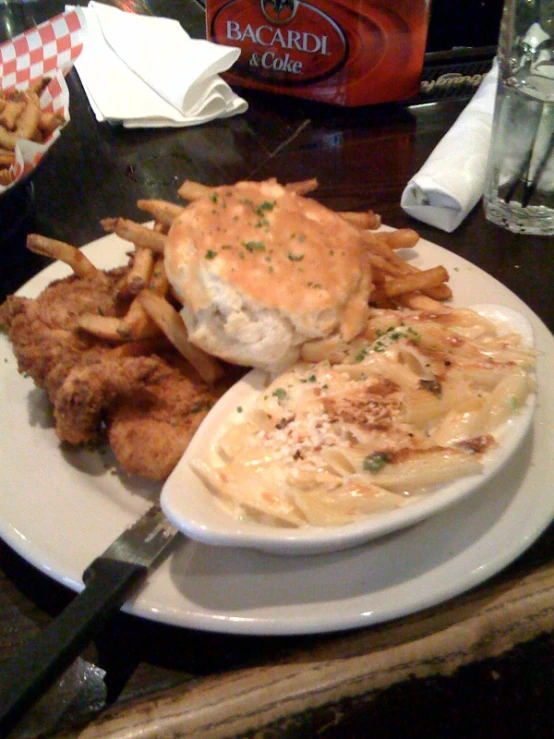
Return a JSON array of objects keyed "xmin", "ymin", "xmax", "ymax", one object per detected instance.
[{"xmin": 0, "ymin": 263, "xmax": 231, "ymax": 481}]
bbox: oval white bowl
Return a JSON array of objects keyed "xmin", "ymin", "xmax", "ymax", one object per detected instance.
[{"xmin": 161, "ymin": 305, "xmax": 536, "ymax": 555}]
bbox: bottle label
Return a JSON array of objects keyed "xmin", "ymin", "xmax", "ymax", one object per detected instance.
[
  {"xmin": 219, "ymin": 2, "xmax": 348, "ymax": 84},
  {"xmin": 207, "ymin": 0, "xmax": 430, "ymax": 106}
]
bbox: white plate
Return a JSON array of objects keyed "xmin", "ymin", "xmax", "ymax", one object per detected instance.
[
  {"xmin": 1, "ymin": 231, "xmax": 553, "ymax": 635},
  {"xmin": 161, "ymin": 304, "xmax": 535, "ymax": 555}
]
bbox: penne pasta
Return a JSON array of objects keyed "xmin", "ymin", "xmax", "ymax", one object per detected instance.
[{"xmin": 353, "ymin": 448, "xmax": 483, "ymax": 493}]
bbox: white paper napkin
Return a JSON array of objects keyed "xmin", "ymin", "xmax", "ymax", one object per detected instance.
[
  {"xmin": 400, "ymin": 63, "xmax": 499, "ymax": 232},
  {"xmin": 68, "ymin": 1, "xmax": 248, "ymax": 128}
]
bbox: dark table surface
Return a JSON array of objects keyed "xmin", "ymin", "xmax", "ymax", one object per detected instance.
[{"xmin": 1, "ymin": 2, "xmax": 554, "ymax": 738}]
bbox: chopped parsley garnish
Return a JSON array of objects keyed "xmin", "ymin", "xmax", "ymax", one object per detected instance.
[
  {"xmin": 272, "ymin": 388, "xmax": 288, "ymax": 401},
  {"xmin": 237, "ymin": 406, "xmax": 243, "ymax": 413},
  {"xmin": 254, "ymin": 201, "xmax": 275, "ymax": 216},
  {"xmin": 372, "ymin": 324, "xmax": 421, "ymax": 352},
  {"xmin": 354, "ymin": 347, "xmax": 368, "ymax": 363},
  {"xmin": 205, "ymin": 250, "xmax": 218, "ymax": 259},
  {"xmin": 243, "ymin": 240, "xmax": 266, "ymax": 252},
  {"xmin": 288, "ymin": 252, "xmax": 304, "ymax": 261},
  {"xmin": 190, "ymin": 401, "xmax": 214, "ymax": 414},
  {"xmin": 363, "ymin": 452, "xmax": 391, "ymax": 473}
]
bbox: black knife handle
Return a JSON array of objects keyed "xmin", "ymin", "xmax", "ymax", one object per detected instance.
[{"xmin": 0, "ymin": 558, "xmax": 147, "ymax": 736}]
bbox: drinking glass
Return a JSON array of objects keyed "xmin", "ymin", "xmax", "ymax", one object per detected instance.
[{"xmin": 483, "ymin": 0, "xmax": 554, "ymax": 235}]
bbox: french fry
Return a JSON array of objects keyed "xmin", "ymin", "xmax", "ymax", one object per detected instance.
[
  {"xmin": 137, "ymin": 199, "xmax": 184, "ymax": 227},
  {"xmin": 137, "ymin": 290, "xmax": 223, "ymax": 384},
  {"xmin": 340, "ymin": 210, "xmax": 382, "ymax": 230},
  {"xmin": 76, "ymin": 314, "xmax": 127, "ymax": 341},
  {"xmin": 126, "ymin": 246, "xmax": 155, "ymax": 295},
  {"xmin": 118, "ymin": 256, "xmax": 168, "ymax": 340},
  {"xmin": 0, "ymin": 169, "xmax": 13, "ymax": 186},
  {"xmin": 26, "ymin": 234, "xmax": 101, "ymax": 279},
  {"xmin": 362, "ymin": 231, "xmax": 407, "ymax": 263},
  {"xmin": 375, "ymin": 228, "xmax": 420, "ymax": 250},
  {"xmin": 177, "ymin": 179, "xmax": 214, "ymax": 201},
  {"xmin": 398, "ymin": 292, "xmax": 453, "ymax": 313},
  {"xmin": 116, "ymin": 297, "xmax": 160, "ymax": 341},
  {"xmin": 0, "ymin": 81, "xmax": 65, "ymax": 167},
  {"xmin": 366, "ymin": 259, "xmax": 404, "ymax": 287},
  {"xmin": 363, "ymin": 238, "xmax": 406, "ymax": 272},
  {"xmin": 285, "ymin": 178, "xmax": 319, "ymax": 195},
  {"xmin": 365, "ymin": 251, "xmax": 409, "ymax": 278},
  {"xmin": 38, "ymin": 111, "xmax": 65, "ymax": 137},
  {"xmin": 370, "ymin": 266, "xmax": 449, "ymax": 303},
  {"xmin": 0, "ymin": 147, "xmax": 14, "ymax": 165},
  {"xmin": 362, "ymin": 231, "xmax": 451, "ymax": 301},
  {"xmin": 148, "ymin": 258, "xmax": 170, "ymax": 295},
  {"xmin": 421, "ymin": 282, "xmax": 452, "ymax": 300},
  {"xmin": 15, "ymin": 91, "xmax": 40, "ymax": 140},
  {"xmin": 29, "ymin": 77, "xmax": 52, "ymax": 97},
  {"xmin": 0, "ymin": 125, "xmax": 17, "ymax": 151},
  {"xmin": 100, "ymin": 218, "xmax": 166, "ymax": 254},
  {"xmin": 0, "ymin": 100, "xmax": 25, "ymax": 131}
]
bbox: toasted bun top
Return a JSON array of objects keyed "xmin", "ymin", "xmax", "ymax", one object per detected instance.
[{"xmin": 165, "ymin": 180, "xmax": 372, "ymax": 344}]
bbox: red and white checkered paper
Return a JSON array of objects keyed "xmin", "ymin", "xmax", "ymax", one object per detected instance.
[{"xmin": 0, "ymin": 9, "xmax": 84, "ymax": 195}]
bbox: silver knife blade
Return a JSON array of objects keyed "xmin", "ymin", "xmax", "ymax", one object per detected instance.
[{"xmin": 97, "ymin": 503, "xmax": 180, "ymax": 569}]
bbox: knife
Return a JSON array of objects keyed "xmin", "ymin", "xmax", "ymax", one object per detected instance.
[{"xmin": 0, "ymin": 504, "xmax": 179, "ymax": 736}]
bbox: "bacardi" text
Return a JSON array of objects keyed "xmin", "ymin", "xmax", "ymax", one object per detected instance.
[{"xmin": 226, "ymin": 21, "xmax": 329, "ymax": 55}]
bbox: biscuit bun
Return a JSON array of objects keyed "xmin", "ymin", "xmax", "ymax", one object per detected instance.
[{"xmin": 165, "ymin": 180, "xmax": 373, "ymax": 371}]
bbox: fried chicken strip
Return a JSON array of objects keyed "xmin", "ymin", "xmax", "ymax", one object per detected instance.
[{"xmin": 1, "ymin": 262, "xmax": 232, "ymax": 480}]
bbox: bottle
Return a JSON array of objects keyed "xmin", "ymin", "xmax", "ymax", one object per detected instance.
[{"xmin": 206, "ymin": 0, "xmax": 431, "ymax": 106}]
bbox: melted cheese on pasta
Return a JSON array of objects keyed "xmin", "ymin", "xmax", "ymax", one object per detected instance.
[{"xmin": 191, "ymin": 307, "xmax": 536, "ymax": 527}]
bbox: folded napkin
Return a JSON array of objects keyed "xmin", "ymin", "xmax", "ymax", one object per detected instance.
[
  {"xmin": 69, "ymin": 1, "xmax": 247, "ymax": 128},
  {"xmin": 401, "ymin": 63, "xmax": 499, "ymax": 232}
]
